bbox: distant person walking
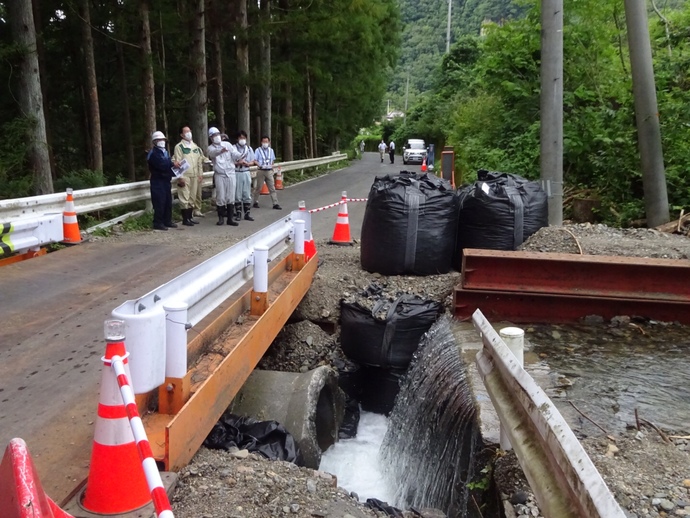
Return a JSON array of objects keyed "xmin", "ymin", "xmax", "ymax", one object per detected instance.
[
  {"xmin": 389, "ymin": 140, "xmax": 396, "ymax": 164},
  {"xmin": 359, "ymin": 140, "xmax": 365, "ymax": 155},
  {"xmin": 378, "ymin": 140, "xmax": 387, "ymax": 163}
]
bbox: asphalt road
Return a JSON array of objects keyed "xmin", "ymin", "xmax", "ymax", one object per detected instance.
[{"xmin": 0, "ymin": 152, "xmax": 421, "ymax": 503}]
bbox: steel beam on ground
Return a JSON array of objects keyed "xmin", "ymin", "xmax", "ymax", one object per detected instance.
[
  {"xmin": 461, "ymin": 249, "xmax": 690, "ymax": 301},
  {"xmin": 454, "ymin": 287, "xmax": 690, "ymax": 324}
]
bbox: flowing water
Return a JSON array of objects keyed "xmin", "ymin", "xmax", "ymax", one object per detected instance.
[
  {"xmin": 526, "ymin": 322, "xmax": 690, "ymax": 434},
  {"xmin": 380, "ymin": 316, "xmax": 480, "ymax": 516}
]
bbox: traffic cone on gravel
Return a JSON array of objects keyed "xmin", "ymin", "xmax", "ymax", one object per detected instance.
[
  {"xmin": 82, "ymin": 332, "xmax": 150, "ymax": 514},
  {"xmin": 421, "ymin": 156, "xmax": 428, "ymax": 172},
  {"xmin": 0, "ymin": 438, "xmax": 73, "ymax": 518},
  {"xmin": 298, "ymin": 201, "xmax": 317, "ymax": 260},
  {"xmin": 62, "ymin": 188, "xmax": 82, "ymax": 244},
  {"xmin": 329, "ymin": 192, "xmax": 353, "ymax": 245}
]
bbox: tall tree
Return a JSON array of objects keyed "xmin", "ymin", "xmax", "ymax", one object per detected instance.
[
  {"xmin": 237, "ymin": 0, "xmax": 251, "ymax": 137},
  {"xmin": 190, "ymin": 0, "xmax": 208, "ymax": 149},
  {"xmin": 140, "ymin": 0, "xmax": 156, "ymax": 147},
  {"xmin": 208, "ymin": 0, "xmax": 225, "ymax": 133},
  {"xmin": 117, "ymin": 42, "xmax": 136, "ymax": 181},
  {"xmin": 6, "ymin": 0, "xmax": 53, "ymax": 194},
  {"xmin": 278, "ymin": 0, "xmax": 293, "ymax": 160},
  {"xmin": 260, "ymin": 0, "xmax": 272, "ymax": 139},
  {"xmin": 79, "ymin": 0, "xmax": 103, "ymax": 171}
]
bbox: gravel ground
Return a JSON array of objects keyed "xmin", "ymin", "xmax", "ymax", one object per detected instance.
[{"xmin": 148, "ymin": 219, "xmax": 690, "ymax": 518}]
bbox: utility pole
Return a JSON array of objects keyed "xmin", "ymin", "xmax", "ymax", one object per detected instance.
[
  {"xmin": 446, "ymin": 0, "xmax": 452, "ymax": 54},
  {"xmin": 540, "ymin": 0, "xmax": 563, "ymax": 225},
  {"xmin": 404, "ymin": 74, "xmax": 410, "ymax": 121},
  {"xmin": 624, "ymin": 0, "xmax": 670, "ymax": 226}
]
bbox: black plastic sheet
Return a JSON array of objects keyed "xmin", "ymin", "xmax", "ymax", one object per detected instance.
[
  {"xmin": 455, "ymin": 169, "xmax": 548, "ymax": 260},
  {"xmin": 340, "ymin": 295, "xmax": 442, "ymax": 369},
  {"xmin": 204, "ymin": 414, "xmax": 303, "ymax": 465},
  {"xmin": 361, "ymin": 172, "xmax": 459, "ymax": 275}
]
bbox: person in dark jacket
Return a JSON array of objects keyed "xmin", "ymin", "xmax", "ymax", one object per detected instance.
[{"xmin": 147, "ymin": 130, "xmax": 181, "ymax": 231}]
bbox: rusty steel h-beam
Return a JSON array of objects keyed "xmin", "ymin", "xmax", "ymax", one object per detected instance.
[{"xmin": 455, "ymin": 249, "xmax": 690, "ymax": 323}]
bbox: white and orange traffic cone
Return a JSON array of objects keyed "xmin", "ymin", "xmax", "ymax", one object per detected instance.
[
  {"xmin": 0, "ymin": 438, "xmax": 74, "ymax": 518},
  {"xmin": 81, "ymin": 323, "xmax": 151, "ymax": 515},
  {"xmin": 298, "ymin": 201, "xmax": 316, "ymax": 260},
  {"xmin": 329, "ymin": 192, "xmax": 353, "ymax": 245},
  {"xmin": 274, "ymin": 168, "xmax": 284, "ymax": 190},
  {"xmin": 62, "ymin": 188, "xmax": 82, "ymax": 244},
  {"xmin": 421, "ymin": 156, "xmax": 428, "ymax": 172},
  {"xmin": 260, "ymin": 181, "xmax": 270, "ymax": 195}
]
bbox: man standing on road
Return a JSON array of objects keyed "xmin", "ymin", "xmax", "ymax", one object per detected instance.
[
  {"xmin": 173, "ymin": 125, "xmax": 207, "ymax": 226},
  {"xmin": 147, "ymin": 131, "xmax": 180, "ymax": 231},
  {"xmin": 252, "ymin": 135, "xmax": 281, "ymax": 210},
  {"xmin": 207, "ymin": 127, "xmax": 242, "ymax": 226},
  {"xmin": 389, "ymin": 140, "xmax": 396, "ymax": 164},
  {"xmin": 233, "ymin": 130, "xmax": 256, "ymax": 222},
  {"xmin": 378, "ymin": 139, "xmax": 387, "ymax": 163},
  {"xmin": 359, "ymin": 140, "xmax": 365, "ymax": 156}
]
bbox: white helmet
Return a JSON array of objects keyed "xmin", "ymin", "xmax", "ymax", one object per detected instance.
[
  {"xmin": 208, "ymin": 127, "xmax": 220, "ymax": 138},
  {"xmin": 151, "ymin": 130, "xmax": 166, "ymax": 142}
]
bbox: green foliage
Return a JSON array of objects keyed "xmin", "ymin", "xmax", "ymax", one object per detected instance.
[
  {"xmin": 122, "ymin": 212, "xmax": 154, "ymax": 232},
  {"xmin": 54, "ymin": 169, "xmax": 106, "ymax": 192},
  {"xmin": 0, "ymin": 118, "xmax": 34, "ymax": 199}
]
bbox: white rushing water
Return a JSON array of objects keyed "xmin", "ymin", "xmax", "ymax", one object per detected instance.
[{"xmin": 318, "ymin": 411, "xmax": 394, "ymax": 504}]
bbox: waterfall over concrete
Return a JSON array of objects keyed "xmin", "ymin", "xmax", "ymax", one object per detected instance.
[{"xmin": 380, "ymin": 315, "xmax": 480, "ymax": 516}]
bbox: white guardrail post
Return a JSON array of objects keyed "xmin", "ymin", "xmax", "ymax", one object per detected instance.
[{"xmin": 472, "ymin": 309, "xmax": 625, "ymax": 518}]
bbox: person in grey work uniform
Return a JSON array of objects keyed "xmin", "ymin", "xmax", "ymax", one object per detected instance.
[
  {"xmin": 233, "ymin": 130, "xmax": 255, "ymax": 222},
  {"xmin": 207, "ymin": 126, "xmax": 242, "ymax": 226},
  {"xmin": 252, "ymin": 135, "xmax": 281, "ymax": 210}
]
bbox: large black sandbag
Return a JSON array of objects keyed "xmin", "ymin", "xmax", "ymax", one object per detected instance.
[
  {"xmin": 358, "ymin": 365, "xmax": 407, "ymax": 416},
  {"xmin": 204, "ymin": 414, "xmax": 303, "ymax": 465},
  {"xmin": 340, "ymin": 295, "xmax": 442, "ymax": 369},
  {"xmin": 456, "ymin": 169, "xmax": 548, "ymax": 255},
  {"xmin": 361, "ymin": 172, "xmax": 459, "ymax": 275}
]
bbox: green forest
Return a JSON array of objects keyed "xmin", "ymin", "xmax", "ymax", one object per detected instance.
[
  {"xmin": 3, "ymin": 0, "xmax": 690, "ymax": 225},
  {"xmin": 0, "ymin": 0, "xmax": 400, "ymax": 197}
]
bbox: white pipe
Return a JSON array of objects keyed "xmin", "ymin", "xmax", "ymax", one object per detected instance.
[
  {"xmin": 253, "ymin": 245, "xmax": 269, "ymax": 293},
  {"xmin": 164, "ymin": 300, "xmax": 189, "ymax": 378},
  {"xmin": 499, "ymin": 326, "xmax": 525, "ymax": 450},
  {"xmin": 294, "ymin": 220, "xmax": 305, "ymax": 255}
]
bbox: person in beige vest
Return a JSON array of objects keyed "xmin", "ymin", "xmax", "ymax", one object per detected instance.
[{"xmin": 173, "ymin": 125, "xmax": 207, "ymax": 226}]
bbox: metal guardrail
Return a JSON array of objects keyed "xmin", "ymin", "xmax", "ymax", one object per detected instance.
[
  {"xmin": 111, "ymin": 209, "xmax": 311, "ymax": 393},
  {"xmin": 0, "ymin": 153, "xmax": 347, "ymax": 222},
  {"xmin": 472, "ymin": 309, "xmax": 625, "ymax": 518}
]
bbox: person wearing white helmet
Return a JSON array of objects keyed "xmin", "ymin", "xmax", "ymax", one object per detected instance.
[
  {"xmin": 147, "ymin": 131, "xmax": 181, "ymax": 231},
  {"xmin": 207, "ymin": 126, "xmax": 243, "ymax": 226}
]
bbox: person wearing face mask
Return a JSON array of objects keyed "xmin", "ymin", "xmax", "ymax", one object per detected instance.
[
  {"xmin": 207, "ymin": 126, "xmax": 243, "ymax": 226},
  {"xmin": 233, "ymin": 129, "xmax": 257, "ymax": 222},
  {"xmin": 147, "ymin": 131, "xmax": 181, "ymax": 231},
  {"xmin": 252, "ymin": 135, "xmax": 281, "ymax": 210},
  {"xmin": 173, "ymin": 125, "xmax": 208, "ymax": 226}
]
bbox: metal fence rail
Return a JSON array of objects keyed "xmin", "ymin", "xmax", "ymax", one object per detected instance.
[{"xmin": 0, "ymin": 153, "xmax": 347, "ymax": 222}]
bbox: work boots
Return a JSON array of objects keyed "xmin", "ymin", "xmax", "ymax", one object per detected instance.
[
  {"xmin": 182, "ymin": 208, "xmax": 195, "ymax": 226},
  {"xmin": 216, "ymin": 205, "xmax": 225, "ymax": 226},
  {"xmin": 243, "ymin": 203, "xmax": 254, "ymax": 221},
  {"xmin": 226, "ymin": 205, "xmax": 238, "ymax": 226}
]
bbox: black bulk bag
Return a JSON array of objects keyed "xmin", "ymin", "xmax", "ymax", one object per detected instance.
[
  {"xmin": 456, "ymin": 170, "xmax": 548, "ymax": 256},
  {"xmin": 361, "ymin": 172, "xmax": 459, "ymax": 275},
  {"xmin": 340, "ymin": 295, "xmax": 442, "ymax": 369}
]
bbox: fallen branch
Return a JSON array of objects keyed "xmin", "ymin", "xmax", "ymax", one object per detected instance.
[
  {"xmin": 567, "ymin": 400, "xmax": 609, "ymax": 435},
  {"xmin": 559, "ymin": 228, "xmax": 584, "ymax": 255},
  {"xmin": 634, "ymin": 408, "xmax": 641, "ymax": 431},
  {"xmin": 640, "ymin": 418, "xmax": 671, "ymax": 444},
  {"xmin": 668, "ymin": 435, "xmax": 690, "ymax": 440}
]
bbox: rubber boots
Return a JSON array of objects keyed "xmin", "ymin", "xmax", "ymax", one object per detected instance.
[
  {"xmin": 243, "ymin": 203, "xmax": 254, "ymax": 221},
  {"xmin": 216, "ymin": 205, "xmax": 225, "ymax": 226},
  {"xmin": 226, "ymin": 205, "xmax": 238, "ymax": 226},
  {"xmin": 182, "ymin": 208, "xmax": 194, "ymax": 226}
]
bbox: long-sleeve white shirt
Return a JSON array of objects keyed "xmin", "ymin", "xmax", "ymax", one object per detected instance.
[{"xmin": 208, "ymin": 142, "xmax": 242, "ymax": 177}]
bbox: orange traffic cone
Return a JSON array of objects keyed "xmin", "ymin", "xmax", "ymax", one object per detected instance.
[
  {"xmin": 62, "ymin": 188, "xmax": 82, "ymax": 244},
  {"xmin": 329, "ymin": 192, "xmax": 353, "ymax": 245},
  {"xmin": 274, "ymin": 170, "xmax": 284, "ymax": 190},
  {"xmin": 298, "ymin": 201, "xmax": 316, "ymax": 260},
  {"xmin": 81, "ymin": 335, "xmax": 150, "ymax": 514},
  {"xmin": 0, "ymin": 438, "xmax": 73, "ymax": 518},
  {"xmin": 421, "ymin": 156, "xmax": 428, "ymax": 172},
  {"xmin": 260, "ymin": 181, "xmax": 270, "ymax": 195}
]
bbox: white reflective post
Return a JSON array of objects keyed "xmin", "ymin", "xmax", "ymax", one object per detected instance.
[
  {"xmin": 499, "ymin": 326, "xmax": 525, "ymax": 450},
  {"xmin": 164, "ymin": 300, "xmax": 189, "ymax": 378},
  {"xmin": 294, "ymin": 220, "xmax": 305, "ymax": 255},
  {"xmin": 253, "ymin": 245, "xmax": 269, "ymax": 293}
]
